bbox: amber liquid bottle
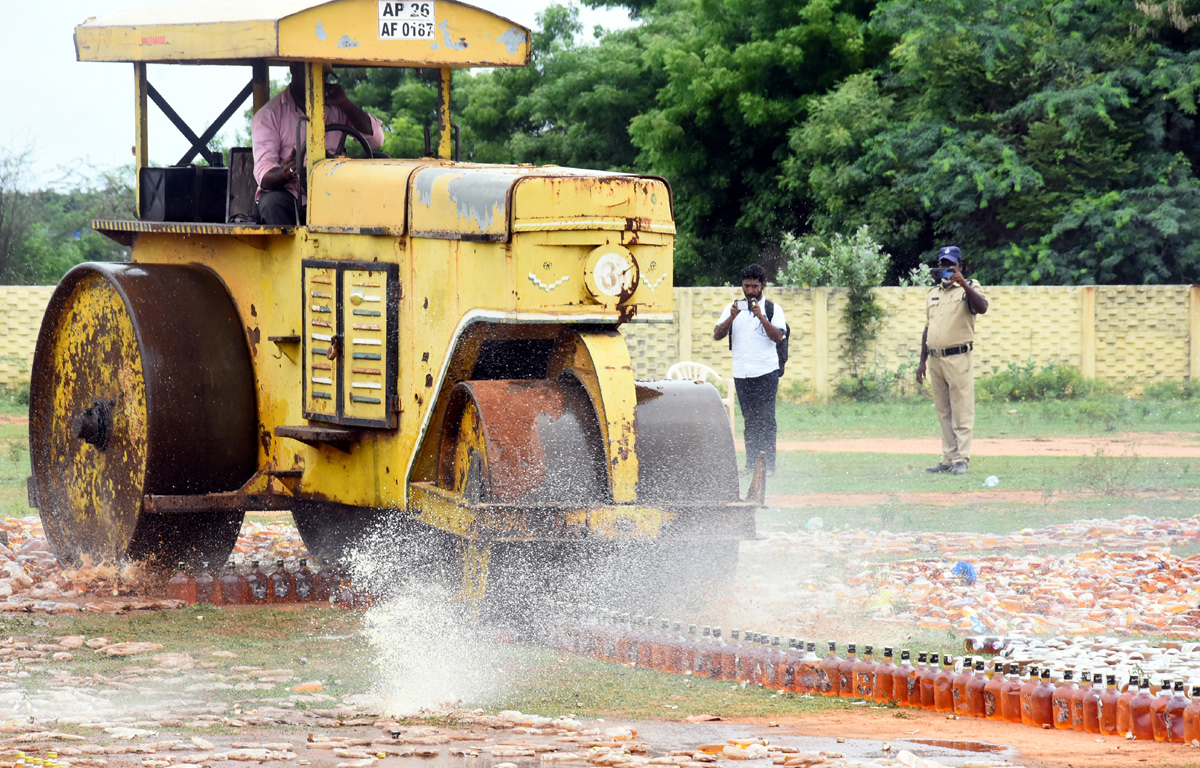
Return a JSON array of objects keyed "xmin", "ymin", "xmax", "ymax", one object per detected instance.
[
  {"xmin": 782, "ymin": 638, "xmax": 804, "ymax": 691},
  {"xmin": 167, "ymin": 562, "xmax": 197, "ymax": 604},
  {"xmin": 313, "ymin": 559, "xmax": 335, "ymax": 602},
  {"xmin": 1052, "ymin": 670, "xmax": 1078, "ymax": 729},
  {"xmin": 1001, "ymin": 663, "xmax": 1024, "ymax": 724},
  {"xmin": 967, "ymin": 659, "xmax": 989, "ymax": 718},
  {"xmin": 1165, "ymin": 680, "xmax": 1188, "ymax": 743},
  {"xmin": 933, "ymin": 654, "xmax": 955, "ymax": 713},
  {"xmin": 765, "ymin": 636, "xmax": 787, "ymax": 688},
  {"xmin": 1019, "ymin": 665, "xmax": 1040, "ymax": 726},
  {"xmin": 269, "ymin": 558, "xmax": 294, "ymax": 603},
  {"xmin": 665, "ymin": 622, "xmax": 686, "ymax": 673},
  {"xmin": 631, "ymin": 616, "xmax": 651, "ymax": 668},
  {"xmin": 1116, "ymin": 673, "xmax": 1140, "ymax": 735},
  {"xmin": 693, "ymin": 626, "xmax": 716, "ymax": 677},
  {"xmin": 951, "ymin": 655, "xmax": 974, "ymax": 715},
  {"xmin": 838, "ymin": 644, "xmax": 859, "ymax": 698},
  {"xmin": 631, "ymin": 615, "xmax": 651, "ymax": 665},
  {"xmin": 874, "ymin": 647, "xmax": 897, "ymax": 703},
  {"xmin": 819, "ymin": 642, "xmax": 842, "ymax": 697},
  {"xmin": 983, "ymin": 660, "xmax": 1006, "ymax": 720},
  {"xmin": 1031, "ymin": 668, "xmax": 1055, "ymax": 727},
  {"xmin": 194, "ymin": 561, "xmax": 218, "ymax": 604},
  {"xmin": 1151, "ymin": 678, "xmax": 1172, "ymax": 742},
  {"xmin": 911, "ymin": 652, "xmax": 928, "ymax": 707},
  {"xmin": 1183, "ymin": 684, "xmax": 1200, "ymax": 744},
  {"xmin": 1070, "ymin": 669, "xmax": 1091, "ymax": 730},
  {"xmin": 800, "ymin": 642, "xmax": 821, "ymax": 694},
  {"xmin": 892, "ymin": 649, "xmax": 914, "ymax": 706},
  {"xmin": 679, "ymin": 624, "xmax": 699, "ymax": 673},
  {"xmin": 1130, "ymin": 677, "xmax": 1155, "ymax": 740},
  {"xmin": 246, "ymin": 560, "xmax": 269, "ymax": 604},
  {"xmin": 218, "ymin": 560, "xmax": 248, "ymax": 605},
  {"xmin": 293, "ymin": 559, "xmax": 314, "ymax": 602},
  {"xmin": 650, "ymin": 619, "xmax": 671, "ymax": 670},
  {"xmin": 854, "ymin": 645, "xmax": 877, "ymax": 699},
  {"xmin": 714, "ymin": 628, "xmax": 738, "ymax": 679},
  {"xmin": 709, "ymin": 628, "xmax": 727, "ymax": 679},
  {"xmin": 921, "ymin": 652, "xmax": 941, "ymax": 710},
  {"xmin": 734, "ymin": 632, "xmax": 756, "ymax": 683},
  {"xmin": 1099, "ymin": 673, "xmax": 1120, "ymax": 735},
  {"xmin": 1081, "ymin": 672, "xmax": 1102, "ymax": 734}
]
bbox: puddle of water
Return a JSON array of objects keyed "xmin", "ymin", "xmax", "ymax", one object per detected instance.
[
  {"xmin": 366, "ymin": 721, "xmax": 1016, "ymax": 768},
  {"xmin": 909, "ymin": 738, "xmax": 1008, "ymax": 754}
]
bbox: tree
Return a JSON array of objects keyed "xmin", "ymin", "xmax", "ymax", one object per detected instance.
[
  {"xmin": 0, "ymin": 149, "xmax": 37, "ymax": 284},
  {"xmin": 782, "ymin": 0, "xmax": 1200, "ymax": 284},
  {"xmin": 628, "ymin": 0, "xmax": 882, "ymax": 284},
  {"xmin": 0, "ymin": 160, "xmax": 135, "ymax": 285}
]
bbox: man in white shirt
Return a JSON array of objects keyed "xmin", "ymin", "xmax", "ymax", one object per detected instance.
[{"xmin": 713, "ymin": 264, "xmax": 787, "ymax": 475}]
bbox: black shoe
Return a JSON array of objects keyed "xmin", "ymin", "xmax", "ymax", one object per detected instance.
[
  {"xmin": 950, "ymin": 461, "xmax": 968, "ymax": 475},
  {"xmin": 925, "ymin": 463, "xmax": 952, "ymax": 473}
]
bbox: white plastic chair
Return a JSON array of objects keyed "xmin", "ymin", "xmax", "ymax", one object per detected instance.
[{"xmin": 666, "ymin": 361, "xmax": 736, "ymax": 436}]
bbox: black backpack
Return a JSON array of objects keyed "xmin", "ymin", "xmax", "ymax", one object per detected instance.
[{"xmin": 729, "ymin": 299, "xmax": 790, "ymax": 375}]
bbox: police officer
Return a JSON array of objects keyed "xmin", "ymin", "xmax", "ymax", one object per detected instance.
[{"xmin": 916, "ymin": 246, "xmax": 988, "ymax": 475}]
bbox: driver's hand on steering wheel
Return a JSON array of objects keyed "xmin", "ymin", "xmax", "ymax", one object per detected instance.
[{"xmin": 282, "ymin": 149, "xmax": 297, "ymax": 181}]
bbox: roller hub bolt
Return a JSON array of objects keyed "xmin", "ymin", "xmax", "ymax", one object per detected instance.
[{"xmin": 73, "ymin": 399, "xmax": 113, "ymax": 450}]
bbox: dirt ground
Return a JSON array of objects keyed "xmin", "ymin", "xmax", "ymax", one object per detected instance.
[
  {"xmin": 748, "ymin": 434, "xmax": 1200, "ymax": 458},
  {"xmin": 760, "ymin": 708, "xmax": 1200, "ymax": 768},
  {"xmin": 765, "ymin": 488, "xmax": 1200, "ymax": 507}
]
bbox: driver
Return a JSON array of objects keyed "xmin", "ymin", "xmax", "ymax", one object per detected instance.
[{"xmin": 251, "ymin": 63, "xmax": 385, "ymax": 225}]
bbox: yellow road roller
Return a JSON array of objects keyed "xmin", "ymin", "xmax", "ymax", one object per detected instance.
[{"xmin": 28, "ymin": 0, "xmax": 763, "ymax": 615}]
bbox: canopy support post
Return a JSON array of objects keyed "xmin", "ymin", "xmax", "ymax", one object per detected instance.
[
  {"xmin": 134, "ymin": 63, "xmax": 148, "ymax": 218},
  {"xmin": 252, "ymin": 62, "xmax": 270, "ymax": 113},
  {"xmin": 437, "ymin": 67, "xmax": 452, "ymax": 160},
  {"xmin": 305, "ymin": 61, "xmax": 326, "ymax": 198}
]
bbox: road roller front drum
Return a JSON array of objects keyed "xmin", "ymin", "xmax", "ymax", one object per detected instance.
[{"xmin": 28, "ymin": 263, "xmax": 257, "ymax": 570}]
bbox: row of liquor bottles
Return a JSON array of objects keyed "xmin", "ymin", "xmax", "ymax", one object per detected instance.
[
  {"xmin": 166, "ymin": 559, "xmax": 358, "ymax": 605},
  {"xmin": 552, "ymin": 614, "xmax": 1200, "ymax": 744}
]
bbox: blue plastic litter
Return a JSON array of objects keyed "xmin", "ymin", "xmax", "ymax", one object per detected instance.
[{"xmin": 951, "ymin": 561, "xmax": 978, "ymax": 586}]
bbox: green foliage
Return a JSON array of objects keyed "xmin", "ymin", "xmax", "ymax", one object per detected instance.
[
  {"xmin": 833, "ymin": 356, "xmax": 921, "ymax": 402},
  {"xmin": 778, "ymin": 225, "xmax": 890, "ymax": 375},
  {"xmin": 976, "ymin": 360, "xmax": 1103, "ymax": 402},
  {"xmin": 628, "ymin": 0, "xmax": 882, "ymax": 283},
  {"xmin": 0, "ymin": 150, "xmax": 134, "ymax": 285},
  {"xmin": 1143, "ymin": 379, "xmax": 1200, "ymax": 400},
  {"xmin": 782, "ymin": 0, "xmax": 1200, "ymax": 284},
  {"xmin": 777, "ymin": 378, "xmax": 814, "ymax": 404}
]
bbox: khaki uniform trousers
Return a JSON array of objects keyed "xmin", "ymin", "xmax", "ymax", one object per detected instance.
[{"xmin": 928, "ymin": 350, "xmax": 974, "ymax": 465}]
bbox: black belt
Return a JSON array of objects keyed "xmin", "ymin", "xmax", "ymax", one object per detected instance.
[{"xmin": 929, "ymin": 343, "xmax": 972, "ymax": 357}]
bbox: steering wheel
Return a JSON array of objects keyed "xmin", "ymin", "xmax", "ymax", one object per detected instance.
[
  {"xmin": 295, "ymin": 120, "xmax": 386, "ymax": 198},
  {"xmin": 327, "ymin": 123, "xmax": 377, "ymax": 159}
]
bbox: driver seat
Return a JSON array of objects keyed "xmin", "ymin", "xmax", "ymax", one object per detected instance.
[{"xmin": 225, "ymin": 147, "xmax": 258, "ymax": 223}]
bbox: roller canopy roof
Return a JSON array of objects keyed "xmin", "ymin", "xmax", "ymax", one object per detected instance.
[{"xmin": 75, "ymin": 0, "xmax": 531, "ymax": 68}]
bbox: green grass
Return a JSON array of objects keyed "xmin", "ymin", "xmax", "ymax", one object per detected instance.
[
  {"xmin": 497, "ymin": 647, "xmax": 852, "ymax": 719},
  {"xmin": 758, "ymin": 496, "xmax": 1200, "ymax": 536},
  {"xmin": 768, "ymin": 398, "xmax": 1200, "ymax": 440},
  {"xmin": 747, "ymin": 452, "xmax": 1200, "ymax": 496}
]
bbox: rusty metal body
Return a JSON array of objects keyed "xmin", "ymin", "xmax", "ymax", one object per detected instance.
[{"xmin": 28, "ymin": 0, "xmax": 761, "ymax": 612}]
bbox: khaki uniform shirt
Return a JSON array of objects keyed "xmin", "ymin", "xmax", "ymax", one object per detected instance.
[{"xmin": 926, "ymin": 280, "xmax": 985, "ymax": 350}]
